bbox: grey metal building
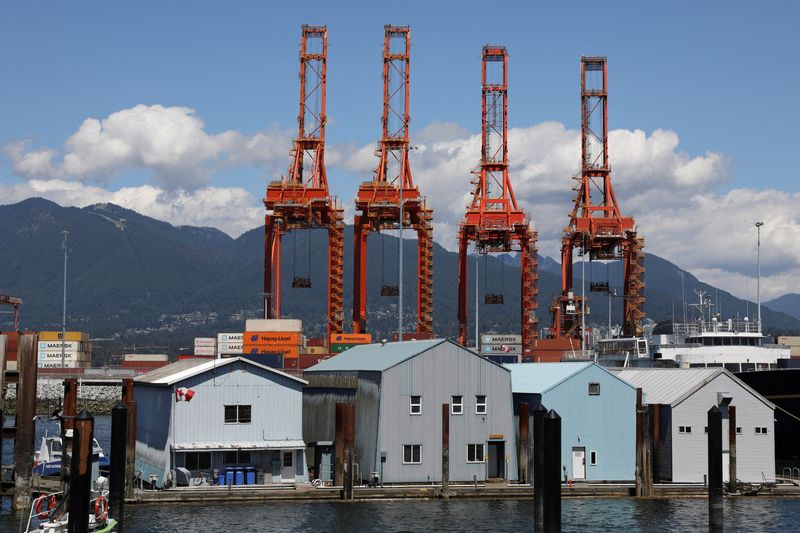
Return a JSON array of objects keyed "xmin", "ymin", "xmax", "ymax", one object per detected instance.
[
  {"xmin": 616, "ymin": 368, "xmax": 775, "ymax": 483},
  {"xmin": 303, "ymin": 339, "xmax": 517, "ymax": 484},
  {"xmin": 134, "ymin": 357, "xmax": 308, "ymax": 487}
]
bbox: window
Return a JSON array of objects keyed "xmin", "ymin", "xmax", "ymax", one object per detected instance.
[
  {"xmin": 755, "ymin": 427, "xmax": 768, "ymax": 434},
  {"xmin": 590, "ymin": 451, "xmax": 597, "ymax": 466},
  {"xmin": 223, "ymin": 450, "xmax": 252, "ymax": 465},
  {"xmin": 736, "ymin": 427, "xmax": 742, "ymax": 434},
  {"xmin": 467, "ymin": 444, "xmax": 484, "ymax": 463},
  {"xmin": 588, "ymin": 382, "xmax": 601, "ymax": 396},
  {"xmin": 704, "ymin": 427, "xmax": 708, "ymax": 434},
  {"xmin": 410, "ymin": 396, "xmax": 422, "ymax": 415},
  {"xmin": 451, "ymin": 396, "xmax": 463, "ymax": 415},
  {"xmin": 283, "ymin": 451, "xmax": 294, "ymax": 467},
  {"xmin": 475, "ymin": 395, "xmax": 487, "ymax": 414},
  {"xmin": 679, "ymin": 426, "xmax": 692, "ymax": 433},
  {"xmin": 224, "ymin": 405, "xmax": 252, "ymax": 424},
  {"xmin": 184, "ymin": 451, "xmax": 211, "ymax": 470},
  {"xmin": 403, "ymin": 445, "xmax": 422, "ymax": 464}
]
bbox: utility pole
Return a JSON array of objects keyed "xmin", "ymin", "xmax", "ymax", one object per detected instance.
[{"xmin": 61, "ymin": 230, "xmax": 70, "ymax": 368}]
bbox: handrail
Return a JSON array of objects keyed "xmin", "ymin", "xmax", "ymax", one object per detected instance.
[{"xmin": 24, "ymin": 491, "xmax": 64, "ymax": 533}]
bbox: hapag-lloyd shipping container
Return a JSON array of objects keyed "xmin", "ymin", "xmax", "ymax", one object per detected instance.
[{"xmin": 243, "ymin": 332, "xmax": 302, "ymax": 345}]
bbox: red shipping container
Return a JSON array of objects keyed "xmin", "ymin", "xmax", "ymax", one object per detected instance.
[
  {"xmin": 299, "ymin": 353, "xmax": 333, "ymax": 369},
  {"xmin": 178, "ymin": 355, "xmax": 214, "ymax": 361},
  {"xmin": 306, "ymin": 338, "xmax": 325, "ymax": 347}
]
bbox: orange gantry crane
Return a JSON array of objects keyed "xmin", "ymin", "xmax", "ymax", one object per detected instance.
[
  {"xmin": 549, "ymin": 56, "xmax": 645, "ymax": 342},
  {"xmin": 0, "ymin": 294, "xmax": 23, "ymax": 331},
  {"xmin": 352, "ymin": 25, "xmax": 433, "ymax": 336},
  {"xmin": 264, "ymin": 25, "xmax": 344, "ymax": 338},
  {"xmin": 457, "ymin": 45, "xmax": 538, "ymax": 358}
]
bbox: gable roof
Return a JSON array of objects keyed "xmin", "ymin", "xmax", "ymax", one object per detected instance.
[
  {"xmin": 306, "ymin": 339, "xmax": 502, "ymax": 373},
  {"xmin": 135, "ymin": 356, "xmax": 307, "ymax": 386},
  {"xmin": 614, "ymin": 367, "xmax": 774, "ymax": 409},
  {"xmin": 506, "ymin": 362, "xmax": 634, "ymax": 394}
]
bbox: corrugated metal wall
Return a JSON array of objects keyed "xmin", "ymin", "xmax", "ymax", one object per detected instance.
[
  {"xmin": 378, "ymin": 342, "xmax": 517, "ymax": 483},
  {"xmin": 671, "ymin": 373, "xmax": 775, "ymax": 483},
  {"xmin": 540, "ymin": 365, "xmax": 637, "ymax": 481},
  {"xmin": 134, "ymin": 384, "xmax": 172, "ymax": 485}
]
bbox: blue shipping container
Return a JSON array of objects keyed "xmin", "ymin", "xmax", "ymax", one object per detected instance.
[
  {"xmin": 485, "ymin": 354, "xmax": 519, "ymax": 365},
  {"xmin": 241, "ymin": 353, "xmax": 283, "ymax": 368}
]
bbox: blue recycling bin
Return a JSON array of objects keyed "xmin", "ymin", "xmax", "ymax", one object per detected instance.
[
  {"xmin": 246, "ymin": 466, "xmax": 255, "ymax": 485},
  {"xmin": 225, "ymin": 467, "xmax": 234, "ymax": 486},
  {"xmin": 215, "ymin": 471, "xmax": 225, "ymax": 486},
  {"xmin": 235, "ymin": 467, "xmax": 244, "ymax": 486}
]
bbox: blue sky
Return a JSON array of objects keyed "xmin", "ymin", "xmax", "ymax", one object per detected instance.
[{"xmin": 1, "ymin": 1, "xmax": 798, "ymax": 298}]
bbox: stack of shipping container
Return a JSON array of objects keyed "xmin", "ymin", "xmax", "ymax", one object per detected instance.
[
  {"xmin": 37, "ymin": 331, "xmax": 92, "ymax": 369},
  {"xmin": 193, "ymin": 337, "xmax": 217, "ymax": 357},
  {"xmin": 480, "ymin": 334, "xmax": 522, "ymax": 364},
  {"xmin": 243, "ymin": 319, "xmax": 303, "ymax": 369},
  {"xmin": 328, "ymin": 333, "xmax": 372, "ymax": 353},
  {"xmin": 217, "ymin": 332, "xmax": 243, "ymax": 357}
]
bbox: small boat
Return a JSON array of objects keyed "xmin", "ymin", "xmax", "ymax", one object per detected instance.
[
  {"xmin": 23, "ymin": 490, "xmax": 117, "ymax": 532},
  {"xmin": 33, "ymin": 436, "xmax": 110, "ymax": 477}
]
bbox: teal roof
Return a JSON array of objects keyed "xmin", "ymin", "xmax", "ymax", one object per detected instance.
[
  {"xmin": 505, "ymin": 362, "xmax": 594, "ymax": 393},
  {"xmin": 306, "ymin": 339, "xmax": 450, "ymax": 372}
]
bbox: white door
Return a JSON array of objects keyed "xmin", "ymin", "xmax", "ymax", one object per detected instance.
[
  {"xmin": 572, "ymin": 447, "xmax": 586, "ymax": 479},
  {"xmin": 722, "ymin": 451, "xmax": 730, "ymax": 484},
  {"xmin": 281, "ymin": 451, "xmax": 295, "ymax": 482}
]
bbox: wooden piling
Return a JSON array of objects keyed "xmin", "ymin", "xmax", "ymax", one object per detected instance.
[
  {"xmin": 121, "ymin": 378, "xmax": 137, "ymax": 499},
  {"xmin": 542, "ymin": 409, "xmax": 561, "ymax": 533},
  {"xmin": 68, "ymin": 409, "xmax": 94, "ymax": 533},
  {"xmin": 635, "ymin": 388, "xmax": 653, "ymax": 497},
  {"xmin": 13, "ymin": 334, "xmax": 37, "ymax": 511},
  {"xmin": 519, "ymin": 402, "xmax": 529, "ymax": 485},
  {"xmin": 62, "ymin": 377, "xmax": 78, "ymax": 490},
  {"xmin": 442, "ymin": 404, "xmax": 450, "ymax": 498},
  {"xmin": 343, "ymin": 403, "xmax": 355, "ymax": 500},
  {"xmin": 728, "ymin": 405, "xmax": 737, "ymax": 493},
  {"xmin": 708, "ymin": 405, "xmax": 723, "ymax": 532},
  {"xmin": 533, "ymin": 403, "xmax": 547, "ymax": 531},
  {"xmin": 110, "ymin": 402, "xmax": 128, "ymax": 531}
]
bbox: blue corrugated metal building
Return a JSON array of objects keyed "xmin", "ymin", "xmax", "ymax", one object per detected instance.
[
  {"xmin": 507, "ymin": 362, "xmax": 636, "ymax": 482},
  {"xmin": 134, "ymin": 357, "xmax": 308, "ymax": 488}
]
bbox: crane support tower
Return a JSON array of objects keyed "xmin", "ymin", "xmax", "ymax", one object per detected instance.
[
  {"xmin": 550, "ymin": 56, "xmax": 645, "ymax": 341},
  {"xmin": 264, "ymin": 25, "xmax": 345, "ymax": 338},
  {"xmin": 457, "ymin": 46, "xmax": 538, "ymax": 357},
  {"xmin": 0, "ymin": 294, "xmax": 23, "ymax": 331},
  {"xmin": 352, "ymin": 25, "xmax": 433, "ymax": 336}
]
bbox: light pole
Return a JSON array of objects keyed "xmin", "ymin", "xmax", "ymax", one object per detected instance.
[
  {"xmin": 61, "ymin": 230, "xmax": 70, "ymax": 368},
  {"xmin": 755, "ymin": 221, "xmax": 764, "ymax": 332},
  {"xmin": 398, "ymin": 183, "xmax": 403, "ymax": 341}
]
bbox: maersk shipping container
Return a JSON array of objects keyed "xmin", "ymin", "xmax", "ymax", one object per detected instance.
[
  {"xmin": 217, "ymin": 332, "xmax": 244, "ymax": 343},
  {"xmin": 484, "ymin": 354, "xmax": 520, "ymax": 365}
]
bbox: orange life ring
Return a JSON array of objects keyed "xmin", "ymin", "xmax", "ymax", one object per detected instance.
[
  {"xmin": 35, "ymin": 494, "xmax": 56, "ymax": 519},
  {"xmin": 94, "ymin": 494, "xmax": 108, "ymax": 523}
]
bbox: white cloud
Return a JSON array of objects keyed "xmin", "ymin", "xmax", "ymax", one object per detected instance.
[
  {"xmin": 0, "ymin": 180, "xmax": 263, "ymax": 237},
  {"xmin": 4, "ymin": 104, "xmax": 290, "ymax": 189}
]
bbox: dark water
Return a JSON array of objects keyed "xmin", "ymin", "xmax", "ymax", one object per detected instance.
[
  {"xmin": 3, "ymin": 417, "xmax": 800, "ymax": 531},
  {"xmin": 2, "ymin": 497, "xmax": 800, "ymax": 532}
]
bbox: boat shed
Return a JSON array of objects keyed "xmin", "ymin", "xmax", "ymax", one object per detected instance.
[
  {"xmin": 506, "ymin": 362, "xmax": 636, "ymax": 482},
  {"xmin": 134, "ymin": 357, "xmax": 308, "ymax": 488},
  {"xmin": 616, "ymin": 368, "xmax": 775, "ymax": 483},
  {"xmin": 303, "ymin": 339, "xmax": 517, "ymax": 484}
]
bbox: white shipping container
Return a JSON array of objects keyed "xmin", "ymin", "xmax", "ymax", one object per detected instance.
[
  {"xmin": 193, "ymin": 346, "xmax": 216, "ymax": 356},
  {"xmin": 194, "ymin": 337, "xmax": 216, "ymax": 347},
  {"xmin": 245, "ymin": 319, "xmax": 302, "ymax": 332},
  {"xmin": 480, "ymin": 343, "xmax": 522, "ymax": 355},
  {"xmin": 38, "ymin": 360, "xmax": 87, "ymax": 369},
  {"xmin": 481, "ymin": 334, "xmax": 522, "ymax": 345},
  {"xmin": 791, "ymin": 347, "xmax": 800, "ymax": 357},
  {"xmin": 217, "ymin": 333, "xmax": 244, "ymax": 343},
  {"xmin": 123, "ymin": 353, "xmax": 168, "ymax": 362},
  {"xmin": 38, "ymin": 351, "xmax": 90, "ymax": 361},
  {"xmin": 218, "ymin": 342, "xmax": 243, "ymax": 353},
  {"xmin": 38, "ymin": 341, "xmax": 85, "ymax": 351}
]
